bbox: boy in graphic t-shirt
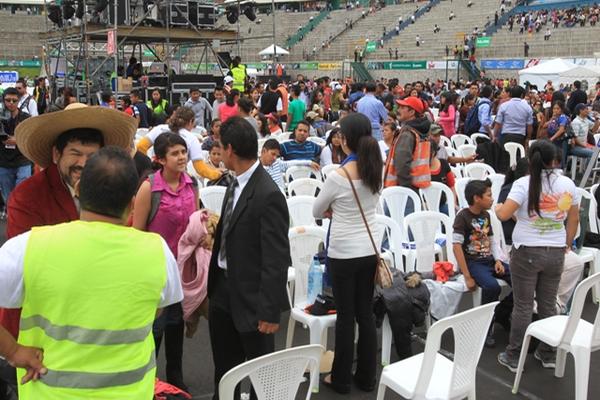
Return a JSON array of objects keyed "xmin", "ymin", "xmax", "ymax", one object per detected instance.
[{"xmin": 453, "ymin": 179, "xmax": 512, "ymax": 347}]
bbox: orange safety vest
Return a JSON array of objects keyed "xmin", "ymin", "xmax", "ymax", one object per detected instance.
[{"xmin": 384, "ymin": 127, "xmax": 431, "ymax": 189}]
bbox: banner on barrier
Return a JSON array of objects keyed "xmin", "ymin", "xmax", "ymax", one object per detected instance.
[{"xmin": 481, "ymin": 59, "xmax": 525, "ymax": 69}]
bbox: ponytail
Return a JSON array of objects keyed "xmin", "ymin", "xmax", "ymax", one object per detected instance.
[
  {"xmin": 527, "ymin": 140, "xmax": 556, "ymax": 217},
  {"xmin": 357, "ymin": 135, "xmax": 383, "ymax": 194}
]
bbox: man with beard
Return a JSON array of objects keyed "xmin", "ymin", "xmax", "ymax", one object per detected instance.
[{"xmin": 0, "ymin": 103, "xmax": 136, "ymax": 398}]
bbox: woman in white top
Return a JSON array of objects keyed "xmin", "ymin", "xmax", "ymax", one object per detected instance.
[
  {"xmin": 495, "ymin": 140, "xmax": 580, "ymax": 372},
  {"xmin": 319, "ymin": 128, "xmax": 347, "ymax": 167},
  {"xmin": 313, "ymin": 113, "xmax": 383, "ymax": 394}
]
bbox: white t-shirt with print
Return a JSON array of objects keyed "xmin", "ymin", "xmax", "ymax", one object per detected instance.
[{"xmin": 507, "ymin": 170, "xmax": 580, "ymax": 248}]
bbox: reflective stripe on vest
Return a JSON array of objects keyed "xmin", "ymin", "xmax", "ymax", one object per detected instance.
[
  {"xmin": 411, "ymin": 138, "xmax": 431, "ymax": 189},
  {"xmin": 147, "ymin": 99, "xmax": 168, "ymax": 115},
  {"xmin": 20, "ymin": 315, "xmax": 152, "ymax": 345},
  {"xmin": 41, "ymin": 354, "xmax": 156, "ymax": 389},
  {"xmin": 18, "ymin": 221, "xmax": 166, "ymax": 398}
]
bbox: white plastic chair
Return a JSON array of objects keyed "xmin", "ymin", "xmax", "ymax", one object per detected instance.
[
  {"xmin": 285, "ymin": 165, "xmax": 321, "ymax": 183},
  {"xmin": 286, "ymin": 226, "xmax": 333, "ymax": 392},
  {"xmin": 287, "ymin": 196, "xmax": 317, "ymax": 227},
  {"xmin": 404, "ymin": 211, "xmax": 455, "ymax": 273},
  {"xmin": 575, "ymin": 187, "xmax": 600, "ymax": 303},
  {"xmin": 375, "ymin": 214, "xmax": 405, "ymax": 272},
  {"xmin": 489, "ymin": 173, "xmax": 505, "ymax": 204},
  {"xmin": 321, "ymin": 164, "xmax": 339, "ymax": 181},
  {"xmin": 199, "ymin": 186, "xmax": 226, "ymax": 214},
  {"xmin": 463, "ymin": 163, "xmax": 495, "ymax": 179},
  {"xmin": 379, "ymin": 187, "xmax": 422, "ymax": 239},
  {"xmin": 136, "ymin": 128, "xmax": 149, "ymax": 137},
  {"xmin": 376, "ymin": 302, "xmax": 498, "ymax": 400},
  {"xmin": 450, "ymin": 165, "xmax": 463, "ymax": 179},
  {"xmin": 307, "ymin": 136, "xmax": 326, "ymax": 147},
  {"xmin": 454, "ymin": 177, "xmax": 472, "ymax": 210},
  {"xmin": 504, "ymin": 142, "xmax": 525, "ymax": 167},
  {"xmin": 457, "ymin": 144, "xmax": 477, "ymax": 159},
  {"xmin": 419, "ymin": 181, "xmax": 456, "ymax": 222},
  {"xmin": 257, "ymin": 137, "xmax": 269, "ymax": 154},
  {"xmin": 594, "ymin": 133, "xmax": 600, "ymax": 145},
  {"xmin": 287, "ymin": 178, "xmax": 323, "ymax": 197},
  {"xmin": 439, "ymin": 135, "xmax": 452, "ymax": 149},
  {"xmin": 451, "ymin": 133, "xmax": 473, "ymax": 149},
  {"xmin": 276, "ymin": 132, "xmax": 292, "ymax": 142},
  {"xmin": 512, "ymin": 273, "xmax": 600, "ymax": 400},
  {"xmin": 470, "ymin": 133, "xmax": 490, "ymax": 144},
  {"xmin": 219, "ymin": 344, "xmax": 323, "ymax": 400}
]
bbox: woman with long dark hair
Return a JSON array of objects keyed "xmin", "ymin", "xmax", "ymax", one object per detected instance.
[
  {"xmin": 218, "ymin": 89, "xmax": 240, "ymax": 123},
  {"xmin": 495, "ymin": 140, "xmax": 580, "ymax": 373},
  {"xmin": 543, "ymin": 100, "xmax": 570, "ymax": 168},
  {"xmin": 147, "ymin": 88, "xmax": 169, "ymax": 125},
  {"xmin": 313, "ymin": 113, "xmax": 383, "ymax": 394},
  {"xmin": 437, "ymin": 91, "xmax": 457, "ymax": 137},
  {"xmin": 320, "ymin": 128, "xmax": 347, "ymax": 166}
]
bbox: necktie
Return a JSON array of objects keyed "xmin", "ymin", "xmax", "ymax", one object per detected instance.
[{"xmin": 219, "ymin": 178, "xmax": 239, "ymax": 266}]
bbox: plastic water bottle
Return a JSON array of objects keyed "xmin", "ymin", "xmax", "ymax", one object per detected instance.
[{"xmin": 307, "ymin": 256, "xmax": 323, "ymax": 305}]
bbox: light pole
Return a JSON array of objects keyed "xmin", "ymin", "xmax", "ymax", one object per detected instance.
[{"xmin": 272, "ymin": 0, "xmax": 276, "ymax": 75}]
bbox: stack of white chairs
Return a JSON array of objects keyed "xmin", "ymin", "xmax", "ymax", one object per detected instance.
[
  {"xmin": 321, "ymin": 164, "xmax": 339, "ymax": 181},
  {"xmin": 287, "ymin": 178, "xmax": 322, "ymax": 197},
  {"xmin": 403, "ymin": 211, "xmax": 455, "ymax": 273},
  {"xmin": 285, "ymin": 166, "xmax": 321, "ymax": 183},
  {"xmin": 287, "ymin": 196, "xmax": 317, "ymax": 227}
]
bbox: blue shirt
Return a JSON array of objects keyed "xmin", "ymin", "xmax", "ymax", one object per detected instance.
[
  {"xmin": 356, "ymin": 94, "xmax": 388, "ymax": 137},
  {"xmin": 280, "ymin": 140, "xmax": 322, "ymax": 162},
  {"xmin": 477, "ymin": 99, "xmax": 492, "ymax": 134},
  {"xmin": 495, "ymin": 98, "xmax": 533, "ymax": 136}
]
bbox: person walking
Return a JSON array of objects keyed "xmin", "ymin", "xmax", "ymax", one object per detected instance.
[
  {"xmin": 314, "ymin": 113, "xmax": 383, "ymax": 394},
  {"xmin": 494, "ymin": 85, "xmax": 533, "ymax": 145},
  {"xmin": 133, "ymin": 132, "xmax": 198, "ymax": 391},
  {"xmin": 495, "ymin": 140, "xmax": 579, "ymax": 372},
  {"xmin": 0, "ymin": 146, "xmax": 183, "ymax": 398},
  {"xmin": 207, "ymin": 117, "xmax": 290, "ymax": 400}
]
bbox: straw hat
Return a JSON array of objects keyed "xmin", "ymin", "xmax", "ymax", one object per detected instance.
[{"xmin": 15, "ymin": 103, "xmax": 138, "ymax": 168}]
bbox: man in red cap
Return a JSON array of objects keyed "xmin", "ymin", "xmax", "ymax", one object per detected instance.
[{"xmin": 383, "ymin": 96, "xmax": 431, "ymax": 213}]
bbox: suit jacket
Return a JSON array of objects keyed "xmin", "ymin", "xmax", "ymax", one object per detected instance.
[
  {"xmin": 2, "ymin": 163, "xmax": 79, "ymax": 338},
  {"xmin": 207, "ymin": 163, "xmax": 291, "ymax": 333}
]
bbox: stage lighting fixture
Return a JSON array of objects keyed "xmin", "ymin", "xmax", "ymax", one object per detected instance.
[
  {"xmin": 226, "ymin": 6, "xmax": 238, "ymax": 24},
  {"xmin": 94, "ymin": 0, "xmax": 109, "ymax": 14},
  {"xmin": 243, "ymin": 5, "xmax": 256, "ymax": 22},
  {"xmin": 48, "ymin": 5, "xmax": 63, "ymax": 27},
  {"xmin": 75, "ymin": 0, "xmax": 85, "ymax": 19},
  {"xmin": 63, "ymin": 1, "xmax": 76, "ymax": 20}
]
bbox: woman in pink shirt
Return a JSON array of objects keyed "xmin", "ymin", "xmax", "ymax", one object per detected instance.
[
  {"xmin": 218, "ymin": 89, "xmax": 240, "ymax": 123},
  {"xmin": 437, "ymin": 91, "xmax": 458, "ymax": 137},
  {"xmin": 133, "ymin": 132, "xmax": 198, "ymax": 392}
]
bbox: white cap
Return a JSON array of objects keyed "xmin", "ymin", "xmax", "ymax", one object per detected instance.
[{"xmin": 224, "ymin": 75, "xmax": 234, "ymax": 84}]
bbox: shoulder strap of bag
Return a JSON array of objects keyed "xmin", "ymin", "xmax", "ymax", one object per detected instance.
[
  {"xmin": 340, "ymin": 166, "xmax": 380, "ymax": 258},
  {"xmin": 147, "ymin": 173, "xmax": 161, "ymax": 225}
]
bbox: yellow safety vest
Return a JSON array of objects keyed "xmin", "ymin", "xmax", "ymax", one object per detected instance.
[
  {"xmin": 231, "ymin": 65, "xmax": 246, "ymax": 91},
  {"xmin": 17, "ymin": 221, "xmax": 166, "ymax": 399}
]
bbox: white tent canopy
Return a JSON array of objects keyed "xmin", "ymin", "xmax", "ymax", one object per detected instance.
[
  {"xmin": 559, "ymin": 65, "xmax": 600, "ymax": 85},
  {"xmin": 518, "ymin": 58, "xmax": 577, "ymax": 88},
  {"xmin": 258, "ymin": 44, "xmax": 289, "ymax": 56}
]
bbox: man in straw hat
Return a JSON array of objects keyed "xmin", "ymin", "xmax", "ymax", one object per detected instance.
[{"xmin": 0, "ymin": 103, "xmax": 137, "ymax": 396}]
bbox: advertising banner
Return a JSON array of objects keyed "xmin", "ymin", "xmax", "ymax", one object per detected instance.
[{"xmin": 481, "ymin": 59, "xmax": 525, "ymax": 69}]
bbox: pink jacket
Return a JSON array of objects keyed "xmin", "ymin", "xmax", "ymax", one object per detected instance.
[
  {"xmin": 177, "ymin": 210, "xmax": 212, "ymax": 321},
  {"xmin": 438, "ymin": 104, "xmax": 456, "ymax": 137}
]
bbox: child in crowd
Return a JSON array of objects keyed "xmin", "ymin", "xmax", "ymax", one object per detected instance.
[
  {"xmin": 206, "ymin": 141, "xmax": 225, "ymax": 169},
  {"xmin": 259, "ymin": 139, "xmax": 319, "ymax": 191},
  {"xmin": 453, "ymin": 179, "xmax": 512, "ymax": 347}
]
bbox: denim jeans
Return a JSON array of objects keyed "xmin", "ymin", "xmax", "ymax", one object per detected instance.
[
  {"xmin": 0, "ymin": 164, "xmax": 31, "ymax": 205},
  {"xmin": 467, "ymin": 259, "xmax": 511, "ymax": 304},
  {"xmin": 552, "ymin": 139, "xmax": 569, "ymax": 169},
  {"xmin": 568, "ymin": 145, "xmax": 595, "ymax": 159},
  {"xmin": 506, "ymin": 246, "xmax": 565, "ymax": 358}
]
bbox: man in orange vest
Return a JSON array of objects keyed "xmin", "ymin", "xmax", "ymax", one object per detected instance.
[{"xmin": 383, "ymin": 96, "xmax": 431, "ymax": 214}]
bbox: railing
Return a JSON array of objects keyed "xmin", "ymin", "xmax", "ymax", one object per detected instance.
[{"xmin": 285, "ymin": 8, "xmax": 330, "ymax": 49}]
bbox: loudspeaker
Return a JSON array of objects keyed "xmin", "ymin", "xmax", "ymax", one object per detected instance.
[
  {"xmin": 197, "ymin": 4, "xmax": 216, "ymax": 27},
  {"xmin": 170, "ymin": 1, "xmax": 189, "ymax": 25},
  {"xmin": 108, "ymin": 0, "xmax": 129, "ymax": 25},
  {"xmin": 217, "ymin": 52, "xmax": 232, "ymax": 68}
]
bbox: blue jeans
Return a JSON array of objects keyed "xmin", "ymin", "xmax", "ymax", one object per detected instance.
[
  {"xmin": 552, "ymin": 139, "xmax": 569, "ymax": 169},
  {"xmin": 569, "ymin": 145, "xmax": 595, "ymax": 159},
  {"xmin": 468, "ymin": 259, "xmax": 511, "ymax": 305},
  {"xmin": 0, "ymin": 164, "xmax": 31, "ymax": 205}
]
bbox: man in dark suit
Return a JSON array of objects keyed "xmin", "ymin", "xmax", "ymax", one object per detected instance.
[{"xmin": 207, "ymin": 116, "xmax": 291, "ymax": 400}]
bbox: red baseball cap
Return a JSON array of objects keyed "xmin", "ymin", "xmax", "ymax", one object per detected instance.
[{"xmin": 396, "ymin": 96, "xmax": 425, "ymax": 114}]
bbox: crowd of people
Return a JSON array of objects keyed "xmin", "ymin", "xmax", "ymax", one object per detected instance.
[
  {"xmin": 506, "ymin": 4, "xmax": 600, "ymax": 34},
  {"xmin": 0, "ymin": 66, "xmax": 599, "ymax": 399}
]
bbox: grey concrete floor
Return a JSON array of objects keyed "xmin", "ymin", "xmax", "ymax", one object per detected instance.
[{"xmin": 1, "ymin": 220, "xmax": 599, "ymax": 399}]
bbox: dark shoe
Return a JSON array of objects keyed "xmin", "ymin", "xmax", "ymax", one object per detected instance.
[
  {"xmin": 322, "ymin": 376, "xmax": 351, "ymax": 394},
  {"xmin": 498, "ymin": 352, "xmax": 518, "ymax": 373},
  {"xmin": 534, "ymin": 349, "xmax": 556, "ymax": 369},
  {"xmin": 353, "ymin": 375, "xmax": 375, "ymax": 392}
]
